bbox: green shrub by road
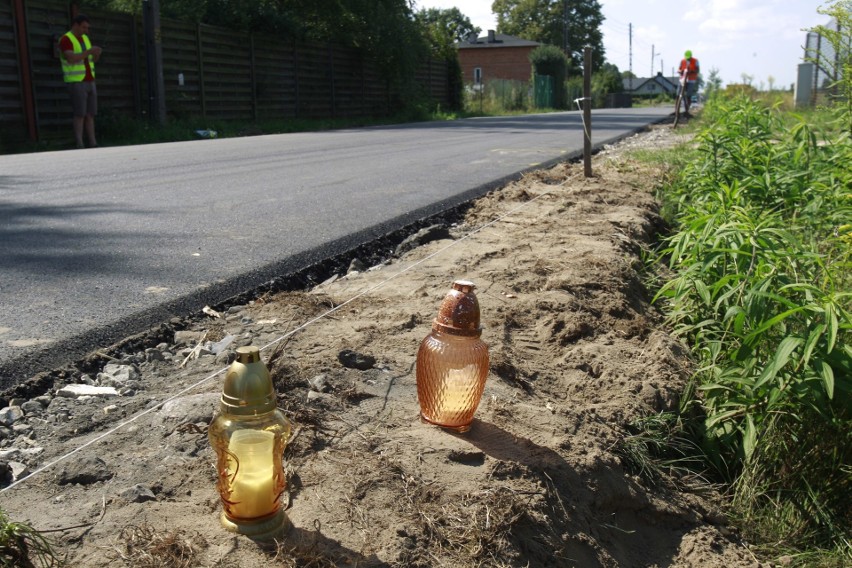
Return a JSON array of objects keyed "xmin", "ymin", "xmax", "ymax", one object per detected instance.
[{"xmin": 650, "ymin": 93, "xmax": 850, "ymax": 563}]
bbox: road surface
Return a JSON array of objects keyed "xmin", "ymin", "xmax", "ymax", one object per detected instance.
[{"xmin": 0, "ymin": 107, "xmax": 672, "ymax": 385}]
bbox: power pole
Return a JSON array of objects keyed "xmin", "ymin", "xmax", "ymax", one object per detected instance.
[
  {"xmin": 651, "ymin": 44, "xmax": 655, "ymax": 76},
  {"xmin": 629, "ymin": 23, "xmax": 633, "ymax": 90},
  {"xmin": 563, "ymin": 0, "xmax": 569, "ymax": 55},
  {"xmin": 143, "ymin": 0, "xmax": 166, "ymax": 124}
]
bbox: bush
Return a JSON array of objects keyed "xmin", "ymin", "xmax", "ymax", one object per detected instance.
[{"xmin": 654, "ymin": 94, "xmax": 852, "ymax": 557}]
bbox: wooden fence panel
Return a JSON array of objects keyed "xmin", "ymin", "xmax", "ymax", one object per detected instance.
[
  {"xmin": 24, "ymin": 0, "xmax": 69, "ymax": 138},
  {"xmin": 331, "ymin": 44, "xmax": 366, "ymax": 118},
  {"xmin": 296, "ymin": 42, "xmax": 333, "ymax": 118},
  {"xmin": 198, "ymin": 24, "xmax": 253, "ymax": 121},
  {"xmin": 87, "ymin": 8, "xmax": 138, "ymax": 119},
  {"xmin": 363, "ymin": 63, "xmax": 389, "ymax": 116},
  {"xmin": 0, "ymin": 0, "xmax": 25, "ymax": 146},
  {"xmin": 415, "ymin": 57, "xmax": 451, "ymax": 109},
  {"xmin": 0, "ymin": 2, "xmax": 453, "ymax": 146},
  {"xmin": 253, "ymin": 35, "xmax": 297, "ymax": 119},
  {"xmin": 161, "ymin": 18, "xmax": 203, "ymax": 119}
]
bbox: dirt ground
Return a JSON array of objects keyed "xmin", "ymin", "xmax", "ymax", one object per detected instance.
[{"xmin": 0, "ymin": 125, "xmax": 766, "ymax": 567}]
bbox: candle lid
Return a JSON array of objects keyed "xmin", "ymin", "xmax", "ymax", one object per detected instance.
[
  {"xmin": 221, "ymin": 346, "xmax": 277, "ymax": 415},
  {"xmin": 432, "ymin": 280, "xmax": 482, "ymax": 337}
]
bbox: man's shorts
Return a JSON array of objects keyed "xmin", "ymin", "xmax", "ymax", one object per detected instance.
[
  {"xmin": 68, "ymin": 81, "xmax": 97, "ymax": 117},
  {"xmin": 685, "ymin": 81, "xmax": 698, "ymax": 99}
]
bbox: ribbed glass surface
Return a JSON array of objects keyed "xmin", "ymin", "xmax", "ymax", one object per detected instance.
[
  {"xmin": 208, "ymin": 412, "xmax": 290, "ymax": 522},
  {"xmin": 416, "ymin": 332, "xmax": 489, "ymax": 432}
]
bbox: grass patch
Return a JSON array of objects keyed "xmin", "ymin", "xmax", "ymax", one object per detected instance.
[{"xmin": 0, "ymin": 508, "xmax": 62, "ymax": 568}]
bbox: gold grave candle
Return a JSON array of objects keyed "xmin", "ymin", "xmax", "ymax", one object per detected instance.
[{"xmin": 208, "ymin": 346, "xmax": 291, "ymax": 540}]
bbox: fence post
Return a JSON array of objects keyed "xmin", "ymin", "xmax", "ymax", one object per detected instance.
[
  {"xmin": 250, "ymin": 34, "xmax": 257, "ymax": 121},
  {"xmin": 12, "ymin": 0, "xmax": 37, "ymax": 141},
  {"xmin": 329, "ymin": 45, "xmax": 336, "ymax": 118},
  {"xmin": 142, "ymin": 0, "xmax": 166, "ymax": 124},
  {"xmin": 811, "ymin": 32, "xmax": 821, "ymax": 107},
  {"xmin": 583, "ymin": 46, "xmax": 592, "ymax": 178},
  {"xmin": 130, "ymin": 15, "xmax": 142, "ymax": 117},
  {"xmin": 196, "ymin": 23, "xmax": 206, "ymax": 118}
]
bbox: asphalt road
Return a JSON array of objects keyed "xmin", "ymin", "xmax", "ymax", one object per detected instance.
[{"xmin": 0, "ymin": 107, "xmax": 672, "ymax": 386}]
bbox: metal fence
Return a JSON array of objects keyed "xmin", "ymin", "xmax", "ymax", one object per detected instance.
[
  {"xmin": 1, "ymin": 0, "xmax": 453, "ymax": 149},
  {"xmin": 797, "ymin": 15, "xmax": 844, "ymax": 106}
]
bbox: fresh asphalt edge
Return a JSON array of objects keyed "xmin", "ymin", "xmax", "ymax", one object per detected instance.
[{"xmin": 0, "ymin": 120, "xmax": 668, "ymax": 403}]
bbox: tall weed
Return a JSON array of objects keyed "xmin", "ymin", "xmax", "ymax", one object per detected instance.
[{"xmin": 654, "ymin": 94, "xmax": 851, "ymax": 556}]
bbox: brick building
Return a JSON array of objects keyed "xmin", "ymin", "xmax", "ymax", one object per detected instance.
[{"xmin": 457, "ymin": 31, "xmax": 541, "ymax": 84}]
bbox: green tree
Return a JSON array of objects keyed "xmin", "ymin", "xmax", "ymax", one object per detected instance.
[
  {"xmin": 704, "ymin": 66, "xmax": 723, "ymax": 100},
  {"xmin": 491, "ymin": 0, "xmax": 605, "ymax": 73},
  {"xmin": 415, "ymin": 7, "xmax": 480, "ymax": 45},
  {"xmin": 412, "ymin": 7, "xmax": 468, "ymax": 110},
  {"xmin": 591, "ymin": 62, "xmax": 622, "ymax": 106}
]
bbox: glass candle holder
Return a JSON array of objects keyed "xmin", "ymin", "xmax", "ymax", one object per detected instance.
[
  {"xmin": 416, "ymin": 280, "xmax": 489, "ymax": 433},
  {"xmin": 208, "ymin": 346, "xmax": 291, "ymax": 541}
]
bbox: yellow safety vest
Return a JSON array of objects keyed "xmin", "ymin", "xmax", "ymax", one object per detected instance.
[{"xmin": 61, "ymin": 32, "xmax": 95, "ymax": 83}]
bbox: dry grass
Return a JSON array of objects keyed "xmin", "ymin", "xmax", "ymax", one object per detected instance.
[
  {"xmin": 109, "ymin": 525, "xmax": 207, "ymax": 568},
  {"xmin": 418, "ymin": 489, "xmax": 525, "ymax": 567},
  {"xmin": 269, "ymin": 542, "xmax": 341, "ymax": 568},
  {"xmin": 391, "ymin": 458, "xmax": 534, "ymax": 568}
]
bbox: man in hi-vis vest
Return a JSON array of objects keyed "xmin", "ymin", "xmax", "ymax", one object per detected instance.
[
  {"xmin": 60, "ymin": 14, "xmax": 102, "ymax": 149},
  {"xmin": 677, "ymin": 50, "xmax": 700, "ymax": 118}
]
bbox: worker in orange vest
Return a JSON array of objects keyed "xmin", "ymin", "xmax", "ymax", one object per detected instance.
[{"xmin": 678, "ymin": 50, "xmax": 700, "ymax": 118}]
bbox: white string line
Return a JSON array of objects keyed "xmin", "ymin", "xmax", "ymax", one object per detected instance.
[
  {"xmin": 574, "ymin": 97, "xmax": 592, "ymax": 141},
  {"xmin": 0, "ymin": 363, "xmax": 227, "ymax": 493},
  {"xmin": 1, "ymin": 185, "xmax": 557, "ymax": 493},
  {"xmin": 259, "ymin": 187, "xmax": 556, "ymax": 353}
]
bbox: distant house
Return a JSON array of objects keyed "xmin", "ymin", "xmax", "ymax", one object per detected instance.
[
  {"xmin": 456, "ymin": 30, "xmax": 541, "ymax": 84},
  {"xmin": 623, "ymin": 72, "xmax": 679, "ymax": 96}
]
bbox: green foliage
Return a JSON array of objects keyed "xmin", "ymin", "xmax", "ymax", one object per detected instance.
[
  {"xmin": 414, "ymin": 7, "xmax": 479, "ymax": 45},
  {"xmin": 654, "ymin": 94, "xmax": 852, "ymax": 554},
  {"xmin": 591, "ymin": 62, "xmax": 622, "ymax": 107},
  {"xmin": 615, "ymin": 412, "xmax": 711, "ymax": 488},
  {"xmin": 563, "ymin": 63, "xmax": 624, "ymax": 109},
  {"xmin": 529, "ymin": 44, "xmax": 568, "ymax": 77},
  {"xmin": 703, "ymin": 67, "xmax": 723, "ymax": 101},
  {"xmin": 492, "ymin": 0, "xmax": 605, "ymax": 72},
  {"xmin": 0, "ymin": 508, "xmax": 61, "ymax": 567},
  {"xmin": 412, "ymin": 6, "xmax": 468, "ymax": 110}
]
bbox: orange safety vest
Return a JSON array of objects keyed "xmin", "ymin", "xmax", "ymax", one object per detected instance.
[{"xmin": 679, "ymin": 57, "xmax": 699, "ymax": 82}]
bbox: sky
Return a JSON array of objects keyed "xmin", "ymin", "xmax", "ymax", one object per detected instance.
[{"xmin": 413, "ymin": 0, "xmax": 834, "ymax": 89}]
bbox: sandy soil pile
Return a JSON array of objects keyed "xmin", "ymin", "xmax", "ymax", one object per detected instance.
[{"xmin": 0, "ymin": 125, "xmax": 763, "ymax": 567}]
